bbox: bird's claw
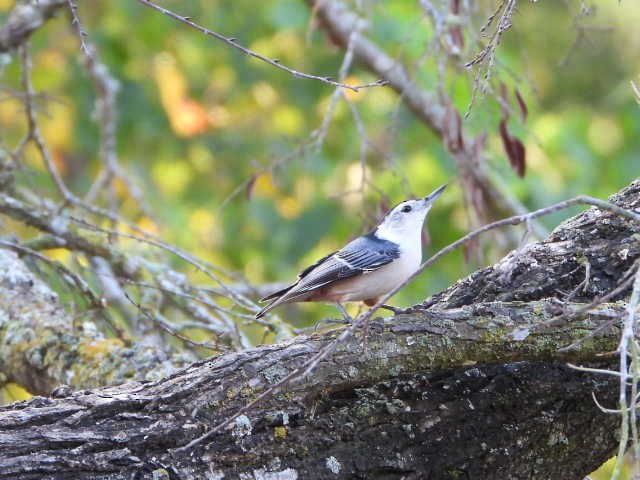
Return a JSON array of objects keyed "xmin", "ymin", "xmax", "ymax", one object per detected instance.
[
  {"xmin": 313, "ymin": 317, "xmax": 352, "ymax": 332},
  {"xmin": 379, "ymin": 304, "xmax": 412, "ymax": 315}
]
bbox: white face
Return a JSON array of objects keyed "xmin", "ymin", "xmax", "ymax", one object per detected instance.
[
  {"xmin": 379, "ymin": 198, "xmax": 432, "ymax": 236},
  {"xmin": 375, "ymin": 185, "xmax": 447, "ymax": 244}
]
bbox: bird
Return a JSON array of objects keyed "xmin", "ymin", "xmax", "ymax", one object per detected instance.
[{"xmin": 255, "ymin": 184, "xmax": 447, "ymax": 320}]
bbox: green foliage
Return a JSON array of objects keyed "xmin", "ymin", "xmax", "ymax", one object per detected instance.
[{"xmin": 1, "ymin": 1, "xmax": 638, "ymax": 322}]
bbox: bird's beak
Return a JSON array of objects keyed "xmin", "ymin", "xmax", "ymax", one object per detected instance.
[{"xmin": 424, "ymin": 184, "xmax": 448, "ymax": 204}]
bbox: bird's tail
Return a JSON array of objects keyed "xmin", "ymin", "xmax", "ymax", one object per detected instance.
[
  {"xmin": 255, "ymin": 301, "xmax": 276, "ymax": 319},
  {"xmin": 255, "ymin": 284, "xmax": 295, "ymax": 318}
]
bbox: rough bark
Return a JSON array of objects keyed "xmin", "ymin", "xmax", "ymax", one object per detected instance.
[
  {"xmin": 426, "ymin": 180, "xmax": 640, "ymax": 309},
  {"xmin": 0, "ymin": 301, "xmax": 623, "ymax": 480},
  {"xmin": 0, "ymin": 249, "xmax": 191, "ymax": 396},
  {"xmin": 0, "ymin": 179, "xmax": 638, "ymax": 479}
]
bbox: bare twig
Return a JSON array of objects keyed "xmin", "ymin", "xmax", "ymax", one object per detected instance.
[
  {"xmin": 67, "ymin": 0, "xmax": 120, "ymax": 204},
  {"xmin": 68, "ymin": 216, "xmax": 257, "ymax": 311},
  {"xmin": 0, "ymin": 240, "xmax": 103, "ymax": 310},
  {"xmin": 135, "ymin": 0, "xmax": 387, "ymax": 93},
  {"xmin": 0, "ymin": 240, "xmax": 128, "ymax": 340},
  {"xmin": 464, "ymin": 0, "xmax": 517, "ymax": 113},
  {"xmin": 19, "ymin": 44, "xmax": 74, "ymax": 204},
  {"xmin": 544, "ymin": 260, "xmax": 639, "ymax": 331},
  {"xmin": 124, "ymin": 293, "xmax": 226, "ymax": 352},
  {"xmin": 612, "ymin": 266, "xmax": 640, "ymax": 479},
  {"xmin": 312, "ymin": 24, "xmax": 360, "ymax": 150},
  {"xmin": 18, "ymin": 43, "xmax": 156, "ymax": 237},
  {"xmin": 311, "ymin": 0, "xmax": 548, "ymax": 240},
  {"xmin": 0, "ymin": 193, "xmax": 255, "ymax": 350}
]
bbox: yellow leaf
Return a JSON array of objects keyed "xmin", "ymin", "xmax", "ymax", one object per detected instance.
[
  {"xmin": 277, "ymin": 196, "xmax": 303, "ymax": 219},
  {"xmin": 137, "ymin": 217, "xmax": 160, "ymax": 236},
  {"xmin": 2, "ymin": 382, "xmax": 32, "ymax": 403},
  {"xmin": 255, "ymin": 173, "xmax": 278, "ymax": 198},
  {"xmin": 343, "ymin": 76, "xmax": 364, "ymax": 102},
  {"xmin": 273, "ymin": 106, "xmax": 304, "ymax": 136},
  {"xmin": 152, "ymin": 161, "xmax": 193, "ymax": 198},
  {"xmin": 45, "ymin": 248, "xmax": 70, "ymax": 263},
  {"xmin": 153, "ymin": 52, "xmax": 211, "ymax": 137}
]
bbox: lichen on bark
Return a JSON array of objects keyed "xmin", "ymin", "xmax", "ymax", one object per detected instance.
[{"xmin": 0, "ymin": 249, "xmax": 192, "ymax": 395}]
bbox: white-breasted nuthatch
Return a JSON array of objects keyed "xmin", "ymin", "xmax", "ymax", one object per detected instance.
[{"xmin": 256, "ymin": 184, "xmax": 447, "ymax": 319}]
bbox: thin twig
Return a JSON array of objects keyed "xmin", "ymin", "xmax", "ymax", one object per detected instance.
[
  {"xmin": 543, "ymin": 260, "xmax": 639, "ymax": 331},
  {"xmin": 19, "ymin": 44, "xmax": 74, "ymax": 204},
  {"xmin": 612, "ymin": 266, "xmax": 640, "ymax": 479},
  {"xmin": 124, "ymin": 293, "xmax": 225, "ymax": 352},
  {"xmin": 0, "ymin": 240, "xmax": 128, "ymax": 340},
  {"xmin": 135, "ymin": 0, "xmax": 387, "ymax": 92},
  {"xmin": 312, "ymin": 24, "xmax": 360, "ymax": 149},
  {"xmin": 465, "ymin": 0, "xmax": 517, "ymax": 114},
  {"xmin": 69, "ymin": 216, "xmax": 257, "ymax": 310},
  {"xmin": 0, "ymin": 240, "xmax": 103, "ymax": 309}
]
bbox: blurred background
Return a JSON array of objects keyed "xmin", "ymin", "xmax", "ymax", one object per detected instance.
[
  {"xmin": 1, "ymin": 0, "xmax": 638, "ymax": 314},
  {"xmin": 0, "ymin": 1, "xmax": 638, "ymax": 475}
]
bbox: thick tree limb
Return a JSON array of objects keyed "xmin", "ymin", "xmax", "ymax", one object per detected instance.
[
  {"xmin": 0, "ymin": 249, "xmax": 191, "ymax": 396},
  {"xmin": 0, "ymin": 180, "xmax": 638, "ymax": 479},
  {"xmin": 0, "ymin": 0, "xmax": 65, "ymax": 52},
  {"xmin": 0, "ymin": 300, "xmax": 623, "ymax": 479},
  {"xmin": 426, "ymin": 179, "xmax": 640, "ymax": 309}
]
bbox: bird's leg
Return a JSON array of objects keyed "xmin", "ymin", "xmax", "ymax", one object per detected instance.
[
  {"xmin": 312, "ymin": 303, "xmax": 353, "ymax": 331},
  {"xmin": 379, "ymin": 304, "xmax": 411, "ymax": 315},
  {"xmin": 336, "ymin": 303, "xmax": 353, "ymax": 322}
]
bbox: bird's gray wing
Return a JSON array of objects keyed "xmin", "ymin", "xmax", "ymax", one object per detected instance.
[
  {"xmin": 294, "ymin": 235, "xmax": 400, "ymax": 293},
  {"xmin": 255, "ymin": 236, "xmax": 400, "ymax": 317},
  {"xmin": 259, "ymin": 250, "xmax": 338, "ymax": 302}
]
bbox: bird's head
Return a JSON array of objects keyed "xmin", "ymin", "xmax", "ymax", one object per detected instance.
[{"xmin": 375, "ymin": 184, "xmax": 447, "ymax": 243}]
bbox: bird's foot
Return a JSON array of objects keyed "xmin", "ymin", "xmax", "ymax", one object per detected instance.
[
  {"xmin": 379, "ymin": 304, "xmax": 412, "ymax": 315},
  {"xmin": 313, "ymin": 317, "xmax": 351, "ymax": 332},
  {"xmin": 335, "ymin": 303, "xmax": 354, "ymax": 322}
]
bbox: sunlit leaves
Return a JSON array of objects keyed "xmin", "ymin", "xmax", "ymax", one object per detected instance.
[
  {"xmin": 587, "ymin": 116, "xmax": 623, "ymax": 155},
  {"xmin": 153, "ymin": 52, "xmax": 210, "ymax": 137},
  {"xmin": 152, "ymin": 161, "xmax": 193, "ymax": 198}
]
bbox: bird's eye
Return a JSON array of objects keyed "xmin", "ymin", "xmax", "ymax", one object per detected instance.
[{"xmin": 401, "ymin": 205, "xmax": 412, "ymax": 213}]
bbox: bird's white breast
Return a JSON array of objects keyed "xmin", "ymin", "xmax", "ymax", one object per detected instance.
[{"xmin": 326, "ymin": 242, "xmax": 422, "ymax": 302}]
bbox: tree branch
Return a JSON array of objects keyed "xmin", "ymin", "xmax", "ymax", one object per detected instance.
[
  {"xmin": 0, "ymin": 0, "xmax": 65, "ymax": 53},
  {"xmin": 1, "ymin": 180, "xmax": 638, "ymax": 479},
  {"xmin": 0, "ymin": 299, "xmax": 623, "ymax": 479},
  {"xmin": 0, "ymin": 249, "xmax": 192, "ymax": 396},
  {"xmin": 310, "ymin": 0, "xmax": 547, "ymax": 235}
]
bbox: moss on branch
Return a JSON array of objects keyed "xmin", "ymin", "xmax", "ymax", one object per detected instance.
[{"xmin": 0, "ymin": 249, "xmax": 192, "ymax": 395}]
